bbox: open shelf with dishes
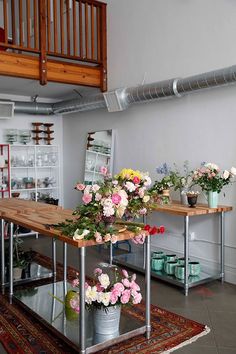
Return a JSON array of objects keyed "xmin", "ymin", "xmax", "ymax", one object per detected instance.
[{"xmin": 10, "ymin": 145, "xmax": 60, "ymax": 204}]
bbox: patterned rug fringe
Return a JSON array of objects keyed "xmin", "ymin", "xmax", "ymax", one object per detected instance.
[{"xmin": 162, "ymin": 325, "xmax": 211, "ymax": 353}]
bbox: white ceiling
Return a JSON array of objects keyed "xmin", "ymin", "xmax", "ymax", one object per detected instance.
[{"xmin": 0, "ymin": 76, "xmax": 100, "ymax": 101}]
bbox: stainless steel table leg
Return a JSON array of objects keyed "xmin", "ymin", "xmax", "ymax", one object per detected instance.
[
  {"xmin": 79, "ymin": 246, "xmax": 86, "ymax": 354},
  {"xmin": 109, "ymin": 241, "xmax": 113, "ymax": 265},
  {"xmin": 220, "ymin": 211, "xmax": 225, "ymax": 282},
  {"xmin": 52, "ymin": 238, "xmax": 57, "ymax": 280},
  {"xmin": 145, "ymin": 234, "xmax": 151, "ymax": 339},
  {"xmin": 9, "ymin": 222, "xmax": 14, "ymax": 302},
  {"xmin": 1, "ymin": 219, "xmax": 5, "ymax": 293},
  {"xmin": 184, "ymin": 216, "xmax": 189, "ymax": 296},
  {"xmin": 63, "ymin": 242, "xmax": 67, "ymax": 295}
]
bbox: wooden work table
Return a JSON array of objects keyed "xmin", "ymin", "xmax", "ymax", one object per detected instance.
[{"xmin": 0, "ymin": 198, "xmax": 151, "ymax": 353}]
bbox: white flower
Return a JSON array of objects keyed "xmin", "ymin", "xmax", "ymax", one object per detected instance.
[
  {"xmin": 103, "ymin": 206, "xmax": 115, "ymax": 217},
  {"xmin": 92, "ymin": 184, "xmax": 100, "ymax": 193},
  {"xmin": 144, "ymin": 176, "xmax": 152, "ymax": 187},
  {"xmin": 138, "ymin": 188, "xmax": 145, "ymax": 198},
  {"xmin": 118, "ymin": 190, "xmax": 128, "ymax": 206},
  {"xmin": 95, "ymin": 193, "xmax": 102, "ymax": 201},
  {"xmin": 73, "ymin": 229, "xmax": 90, "ymax": 240},
  {"xmin": 230, "ymin": 167, "xmax": 236, "ymax": 176},
  {"xmin": 112, "ymin": 180, "xmax": 118, "ymax": 186},
  {"xmin": 205, "ymin": 163, "xmax": 219, "ymax": 171},
  {"xmin": 98, "ymin": 273, "xmax": 110, "ymax": 289},
  {"xmin": 223, "ymin": 170, "xmax": 230, "ymax": 179},
  {"xmin": 100, "ymin": 292, "xmax": 111, "ymax": 306},
  {"xmin": 101, "ymin": 198, "xmax": 113, "ymax": 207},
  {"xmin": 125, "ymin": 181, "xmax": 136, "ymax": 192},
  {"xmin": 85, "ymin": 286, "xmax": 98, "ymax": 304},
  {"xmin": 143, "ymin": 195, "xmax": 150, "ymax": 203},
  {"xmin": 84, "ymin": 185, "xmax": 92, "ymax": 194}
]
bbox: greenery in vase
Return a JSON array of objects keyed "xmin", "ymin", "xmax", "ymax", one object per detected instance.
[{"xmin": 192, "ymin": 163, "xmax": 236, "ymax": 193}]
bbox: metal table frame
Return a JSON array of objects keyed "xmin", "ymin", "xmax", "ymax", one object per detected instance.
[{"xmin": 0, "ymin": 202, "xmax": 151, "ymax": 354}]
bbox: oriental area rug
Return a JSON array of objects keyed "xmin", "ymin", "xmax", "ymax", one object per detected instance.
[{"xmin": 0, "ymin": 253, "xmax": 210, "ymax": 354}]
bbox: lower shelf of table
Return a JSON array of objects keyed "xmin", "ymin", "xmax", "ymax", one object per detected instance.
[
  {"xmin": 3, "ymin": 262, "xmax": 53, "ymax": 286},
  {"xmin": 113, "ymin": 252, "xmax": 222, "ymax": 289},
  {"xmin": 14, "ymin": 280, "xmax": 146, "ymax": 353}
]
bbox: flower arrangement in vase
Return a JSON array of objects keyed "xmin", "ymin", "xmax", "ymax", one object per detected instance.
[
  {"xmin": 53, "ymin": 167, "xmax": 164, "ymax": 244},
  {"xmin": 193, "ymin": 163, "xmax": 236, "ymax": 208},
  {"xmin": 186, "ymin": 191, "xmax": 200, "ymax": 208},
  {"xmin": 68, "ymin": 266, "xmax": 142, "ymax": 337}
]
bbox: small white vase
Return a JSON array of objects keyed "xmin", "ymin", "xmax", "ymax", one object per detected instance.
[{"xmin": 207, "ymin": 191, "xmax": 218, "ymax": 208}]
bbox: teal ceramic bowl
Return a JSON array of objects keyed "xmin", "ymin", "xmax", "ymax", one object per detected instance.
[
  {"xmin": 152, "ymin": 251, "xmax": 165, "ymax": 259},
  {"xmin": 177, "ymin": 257, "xmax": 190, "ymax": 266},
  {"xmin": 165, "ymin": 254, "xmax": 176, "ymax": 262},
  {"xmin": 189, "ymin": 261, "xmax": 201, "ymax": 276},
  {"xmin": 151, "ymin": 257, "xmax": 164, "ymax": 271},
  {"xmin": 165, "ymin": 261, "xmax": 178, "ymax": 275},
  {"xmin": 175, "ymin": 265, "xmax": 190, "ymax": 280}
]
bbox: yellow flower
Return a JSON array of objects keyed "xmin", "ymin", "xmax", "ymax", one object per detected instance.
[{"xmin": 117, "ymin": 168, "xmax": 142, "ymax": 181}]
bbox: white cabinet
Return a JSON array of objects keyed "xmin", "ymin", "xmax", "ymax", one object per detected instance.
[{"xmin": 10, "ymin": 145, "xmax": 60, "ymax": 204}]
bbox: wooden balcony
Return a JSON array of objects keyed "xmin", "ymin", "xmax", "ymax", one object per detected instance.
[{"xmin": 0, "ymin": 0, "xmax": 107, "ymax": 91}]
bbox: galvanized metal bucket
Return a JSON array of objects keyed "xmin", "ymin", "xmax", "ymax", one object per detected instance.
[{"xmin": 93, "ymin": 306, "xmax": 121, "ymax": 335}]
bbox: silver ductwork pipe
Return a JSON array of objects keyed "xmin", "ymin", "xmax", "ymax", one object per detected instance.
[
  {"xmin": 12, "ymin": 64, "xmax": 236, "ymax": 115},
  {"xmin": 14, "ymin": 101, "xmax": 53, "ymax": 115},
  {"xmin": 52, "ymin": 93, "xmax": 106, "ymax": 115}
]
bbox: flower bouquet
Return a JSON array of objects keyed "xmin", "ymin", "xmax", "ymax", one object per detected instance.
[
  {"xmin": 53, "ymin": 167, "xmax": 164, "ymax": 244},
  {"xmin": 193, "ymin": 163, "xmax": 236, "ymax": 193}
]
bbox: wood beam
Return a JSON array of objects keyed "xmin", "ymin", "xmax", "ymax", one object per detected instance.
[{"xmin": 0, "ymin": 52, "xmax": 101, "ymax": 87}]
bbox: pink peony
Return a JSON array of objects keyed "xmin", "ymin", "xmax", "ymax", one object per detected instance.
[
  {"xmin": 130, "ymin": 280, "xmax": 140, "ymax": 292},
  {"xmin": 112, "ymin": 193, "xmax": 122, "ymax": 205},
  {"xmin": 121, "ymin": 289, "xmax": 131, "ymax": 304},
  {"xmin": 131, "ymin": 273, "xmax": 136, "ymax": 282},
  {"xmin": 82, "ymin": 193, "xmax": 92, "ymax": 204}
]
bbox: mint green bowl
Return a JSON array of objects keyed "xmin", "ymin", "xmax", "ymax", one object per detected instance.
[
  {"xmin": 165, "ymin": 261, "xmax": 178, "ymax": 275},
  {"xmin": 189, "ymin": 261, "xmax": 201, "ymax": 276}
]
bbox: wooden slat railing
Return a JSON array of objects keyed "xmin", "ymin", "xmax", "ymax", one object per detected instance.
[{"xmin": 0, "ymin": 0, "xmax": 107, "ymax": 89}]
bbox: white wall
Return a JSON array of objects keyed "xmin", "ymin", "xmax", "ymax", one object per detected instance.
[{"xmin": 63, "ymin": 0, "xmax": 236, "ymax": 284}]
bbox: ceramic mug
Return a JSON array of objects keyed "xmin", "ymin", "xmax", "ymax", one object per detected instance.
[
  {"xmin": 165, "ymin": 254, "xmax": 176, "ymax": 262},
  {"xmin": 151, "ymin": 257, "xmax": 164, "ymax": 271},
  {"xmin": 152, "ymin": 251, "xmax": 165, "ymax": 259},
  {"xmin": 189, "ymin": 261, "xmax": 201, "ymax": 276},
  {"xmin": 165, "ymin": 261, "xmax": 178, "ymax": 275},
  {"xmin": 177, "ymin": 257, "xmax": 190, "ymax": 266},
  {"xmin": 175, "ymin": 265, "xmax": 190, "ymax": 280}
]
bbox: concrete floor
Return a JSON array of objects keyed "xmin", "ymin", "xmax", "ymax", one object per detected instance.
[{"xmin": 2, "ymin": 236, "xmax": 236, "ymax": 354}]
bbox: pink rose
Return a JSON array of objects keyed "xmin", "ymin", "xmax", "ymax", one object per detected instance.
[
  {"xmin": 82, "ymin": 193, "xmax": 92, "ymax": 204},
  {"xmin": 133, "ymin": 176, "xmax": 140, "ymax": 184},
  {"xmin": 110, "ymin": 292, "xmax": 118, "ymax": 305},
  {"xmin": 112, "ymin": 193, "xmax": 122, "ymax": 205},
  {"xmin": 121, "ymin": 289, "xmax": 131, "ymax": 304},
  {"xmin": 75, "ymin": 183, "xmax": 85, "ymax": 191},
  {"xmin": 131, "ymin": 273, "xmax": 136, "ymax": 282},
  {"xmin": 96, "ymin": 284, "xmax": 104, "ymax": 292}
]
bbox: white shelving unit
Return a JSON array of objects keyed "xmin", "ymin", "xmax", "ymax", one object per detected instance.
[
  {"xmin": 10, "ymin": 145, "xmax": 60, "ymax": 204},
  {"xmin": 84, "ymin": 149, "xmax": 111, "ymax": 184}
]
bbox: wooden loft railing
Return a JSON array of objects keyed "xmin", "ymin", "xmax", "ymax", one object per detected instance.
[{"xmin": 0, "ymin": 0, "xmax": 107, "ymax": 91}]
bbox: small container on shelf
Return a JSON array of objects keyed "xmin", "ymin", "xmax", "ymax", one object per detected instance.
[{"xmin": 5, "ymin": 129, "xmax": 18, "ymax": 144}]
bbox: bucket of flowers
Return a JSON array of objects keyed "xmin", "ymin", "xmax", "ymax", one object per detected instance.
[
  {"xmin": 53, "ymin": 167, "xmax": 164, "ymax": 245},
  {"xmin": 68, "ymin": 265, "xmax": 142, "ymax": 339}
]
